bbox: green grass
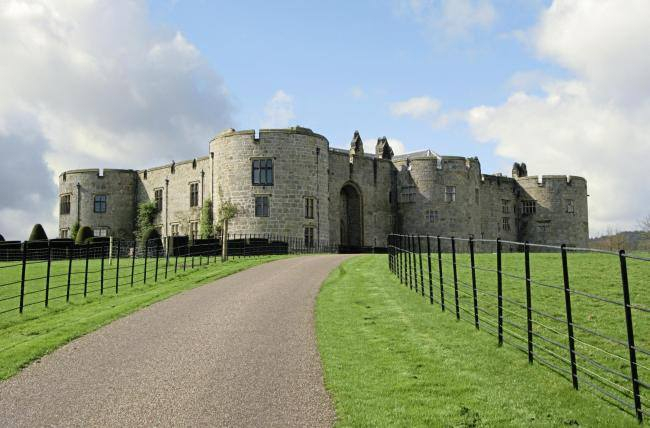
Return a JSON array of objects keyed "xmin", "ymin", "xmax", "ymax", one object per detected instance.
[
  {"xmin": 0, "ymin": 255, "xmax": 286, "ymax": 380},
  {"xmin": 316, "ymin": 254, "xmax": 644, "ymax": 427}
]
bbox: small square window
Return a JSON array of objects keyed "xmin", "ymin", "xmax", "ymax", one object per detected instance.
[
  {"xmin": 93, "ymin": 227, "xmax": 108, "ymax": 237},
  {"xmin": 94, "ymin": 195, "xmax": 107, "ymax": 213},
  {"xmin": 426, "ymin": 210, "xmax": 439, "ymax": 223},
  {"xmin": 522, "ymin": 200, "xmax": 536, "ymax": 215},
  {"xmin": 171, "ymin": 224, "xmax": 180, "ymax": 236},
  {"xmin": 444, "ymin": 186, "xmax": 456, "ymax": 202},
  {"xmin": 252, "ymin": 159, "xmax": 274, "ymax": 186},
  {"xmin": 502, "ymin": 217, "xmax": 510, "ymax": 232},
  {"xmin": 255, "ymin": 196, "xmax": 270, "ymax": 217},
  {"xmin": 400, "ymin": 186, "xmax": 416, "ymax": 203},
  {"xmin": 60, "ymin": 229, "xmax": 69, "ymax": 239}
]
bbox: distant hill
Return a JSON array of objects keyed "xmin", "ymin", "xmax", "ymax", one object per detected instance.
[{"xmin": 590, "ymin": 230, "xmax": 650, "ymax": 251}]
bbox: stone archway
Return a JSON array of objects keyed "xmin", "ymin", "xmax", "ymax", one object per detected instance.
[{"xmin": 340, "ymin": 183, "xmax": 362, "ymax": 246}]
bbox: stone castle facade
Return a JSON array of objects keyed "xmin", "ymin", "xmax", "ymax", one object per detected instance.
[{"xmin": 57, "ymin": 127, "xmax": 589, "ymax": 247}]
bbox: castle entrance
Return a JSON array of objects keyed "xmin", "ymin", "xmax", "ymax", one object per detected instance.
[{"xmin": 340, "ymin": 183, "xmax": 362, "ymax": 246}]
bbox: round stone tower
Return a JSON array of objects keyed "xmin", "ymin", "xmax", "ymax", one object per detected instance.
[
  {"xmin": 58, "ymin": 169, "xmax": 137, "ymax": 239},
  {"xmin": 515, "ymin": 175, "xmax": 589, "ymax": 247},
  {"xmin": 210, "ymin": 127, "xmax": 330, "ymax": 242}
]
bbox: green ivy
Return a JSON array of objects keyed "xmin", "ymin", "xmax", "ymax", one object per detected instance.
[
  {"xmin": 200, "ymin": 198, "xmax": 214, "ymax": 239},
  {"xmin": 135, "ymin": 201, "xmax": 157, "ymax": 246}
]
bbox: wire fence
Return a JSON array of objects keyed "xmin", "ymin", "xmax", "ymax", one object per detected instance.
[
  {"xmin": 0, "ymin": 233, "xmax": 336, "ymax": 319},
  {"xmin": 387, "ymin": 233, "xmax": 650, "ymax": 423}
]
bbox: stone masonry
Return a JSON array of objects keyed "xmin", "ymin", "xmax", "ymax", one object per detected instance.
[{"xmin": 57, "ymin": 126, "xmax": 589, "ymax": 247}]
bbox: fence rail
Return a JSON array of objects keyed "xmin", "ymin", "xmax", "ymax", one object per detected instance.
[
  {"xmin": 0, "ymin": 233, "xmax": 335, "ymax": 319},
  {"xmin": 387, "ymin": 233, "xmax": 649, "ymax": 423}
]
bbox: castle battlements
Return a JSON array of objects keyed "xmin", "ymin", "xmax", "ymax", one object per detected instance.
[{"xmin": 57, "ymin": 127, "xmax": 589, "ymax": 247}]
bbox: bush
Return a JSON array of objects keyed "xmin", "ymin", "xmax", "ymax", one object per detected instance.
[
  {"xmin": 136, "ymin": 202, "xmax": 157, "ymax": 245},
  {"xmin": 71, "ymin": 221, "xmax": 80, "ymax": 241},
  {"xmin": 200, "ymin": 198, "xmax": 214, "ymax": 239},
  {"xmin": 28, "ymin": 224, "xmax": 48, "ymax": 241},
  {"xmin": 75, "ymin": 226, "xmax": 94, "ymax": 244},
  {"xmin": 142, "ymin": 228, "xmax": 161, "ymax": 248},
  {"xmin": 0, "ymin": 234, "xmax": 4, "ymax": 242}
]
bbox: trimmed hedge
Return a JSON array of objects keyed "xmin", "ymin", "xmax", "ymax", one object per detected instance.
[
  {"xmin": 75, "ymin": 226, "xmax": 93, "ymax": 244},
  {"xmin": 28, "ymin": 224, "xmax": 48, "ymax": 241}
]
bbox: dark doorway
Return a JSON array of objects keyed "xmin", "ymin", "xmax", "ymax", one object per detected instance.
[{"xmin": 340, "ymin": 183, "xmax": 362, "ymax": 246}]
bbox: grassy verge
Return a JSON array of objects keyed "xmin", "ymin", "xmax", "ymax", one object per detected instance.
[
  {"xmin": 0, "ymin": 255, "xmax": 286, "ymax": 380},
  {"xmin": 316, "ymin": 255, "xmax": 638, "ymax": 427}
]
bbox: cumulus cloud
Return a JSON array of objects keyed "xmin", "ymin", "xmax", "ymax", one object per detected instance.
[
  {"xmin": 390, "ymin": 96, "xmax": 441, "ymax": 119},
  {"xmin": 466, "ymin": 0, "xmax": 650, "ymax": 233},
  {"xmin": 362, "ymin": 137, "xmax": 406, "ymax": 156},
  {"xmin": 261, "ymin": 90, "xmax": 295, "ymax": 129},
  {"xmin": 397, "ymin": 0, "xmax": 496, "ymax": 40},
  {"xmin": 350, "ymin": 86, "xmax": 365, "ymax": 100},
  {"xmin": 0, "ymin": 0, "xmax": 233, "ymax": 240}
]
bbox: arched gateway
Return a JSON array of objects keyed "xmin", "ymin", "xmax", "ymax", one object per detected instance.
[{"xmin": 340, "ymin": 183, "xmax": 362, "ymax": 246}]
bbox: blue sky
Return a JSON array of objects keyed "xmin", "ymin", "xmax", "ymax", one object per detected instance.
[
  {"xmin": 148, "ymin": 0, "xmax": 551, "ymax": 174},
  {"xmin": 1, "ymin": 0, "xmax": 649, "ymax": 238}
]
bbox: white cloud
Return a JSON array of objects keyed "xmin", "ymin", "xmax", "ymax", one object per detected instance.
[
  {"xmin": 398, "ymin": 0, "xmax": 496, "ymax": 40},
  {"xmin": 350, "ymin": 86, "xmax": 365, "ymax": 100},
  {"xmin": 362, "ymin": 137, "xmax": 407, "ymax": 156},
  {"xmin": 465, "ymin": 0, "xmax": 650, "ymax": 233},
  {"xmin": 261, "ymin": 90, "xmax": 295, "ymax": 129},
  {"xmin": 0, "ymin": 0, "xmax": 233, "ymax": 240},
  {"xmin": 390, "ymin": 96, "xmax": 441, "ymax": 119}
]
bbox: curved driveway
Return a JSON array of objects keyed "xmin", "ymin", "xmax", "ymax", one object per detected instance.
[{"xmin": 0, "ymin": 255, "xmax": 350, "ymax": 427}]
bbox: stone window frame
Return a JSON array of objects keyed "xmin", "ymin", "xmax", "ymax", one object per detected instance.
[
  {"xmin": 189, "ymin": 220, "xmax": 199, "ymax": 240},
  {"xmin": 426, "ymin": 209, "xmax": 439, "ymax": 223},
  {"xmin": 400, "ymin": 185, "xmax": 416, "ymax": 203},
  {"xmin": 304, "ymin": 226, "xmax": 315, "ymax": 248},
  {"xmin": 60, "ymin": 193, "xmax": 71, "ymax": 215},
  {"xmin": 251, "ymin": 158, "xmax": 274, "ymax": 186},
  {"xmin": 93, "ymin": 226, "xmax": 109, "ymax": 237},
  {"xmin": 254, "ymin": 195, "xmax": 270, "ymax": 217},
  {"xmin": 93, "ymin": 194, "xmax": 107, "ymax": 213},
  {"xmin": 154, "ymin": 188, "xmax": 163, "ymax": 212},
  {"xmin": 521, "ymin": 200, "xmax": 537, "ymax": 215},
  {"xmin": 501, "ymin": 199, "xmax": 510, "ymax": 214},
  {"xmin": 60, "ymin": 228, "xmax": 69, "ymax": 239},
  {"xmin": 170, "ymin": 223, "xmax": 180, "ymax": 236},
  {"xmin": 537, "ymin": 222, "xmax": 550, "ymax": 233},
  {"xmin": 565, "ymin": 199, "xmax": 575, "ymax": 214},
  {"xmin": 304, "ymin": 197, "xmax": 315, "ymax": 219},
  {"xmin": 502, "ymin": 217, "xmax": 511, "ymax": 232},
  {"xmin": 444, "ymin": 185, "xmax": 456, "ymax": 203},
  {"xmin": 189, "ymin": 182, "xmax": 199, "ymax": 207}
]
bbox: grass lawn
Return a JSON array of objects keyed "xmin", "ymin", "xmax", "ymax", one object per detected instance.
[
  {"xmin": 0, "ymin": 255, "xmax": 286, "ymax": 380},
  {"xmin": 316, "ymin": 255, "xmax": 642, "ymax": 427}
]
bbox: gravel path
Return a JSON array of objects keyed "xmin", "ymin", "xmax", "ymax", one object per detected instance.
[{"xmin": 0, "ymin": 255, "xmax": 350, "ymax": 427}]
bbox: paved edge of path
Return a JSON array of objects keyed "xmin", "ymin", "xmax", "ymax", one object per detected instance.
[{"xmin": 0, "ymin": 254, "xmax": 352, "ymax": 427}]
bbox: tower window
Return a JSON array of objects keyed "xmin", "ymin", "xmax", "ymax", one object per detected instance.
[
  {"xmin": 566, "ymin": 199, "xmax": 575, "ymax": 214},
  {"xmin": 252, "ymin": 159, "xmax": 274, "ymax": 186},
  {"xmin": 400, "ymin": 186, "xmax": 416, "ymax": 203},
  {"xmin": 502, "ymin": 217, "xmax": 511, "ymax": 232},
  {"xmin": 154, "ymin": 189, "xmax": 163, "ymax": 212},
  {"xmin": 255, "ymin": 196, "xmax": 270, "ymax": 217},
  {"xmin": 444, "ymin": 186, "xmax": 456, "ymax": 202},
  {"xmin": 521, "ymin": 200, "xmax": 536, "ymax": 215},
  {"xmin": 189, "ymin": 182, "xmax": 199, "ymax": 207},
  {"xmin": 305, "ymin": 197, "xmax": 315, "ymax": 219},
  {"xmin": 60, "ymin": 194, "xmax": 71, "ymax": 215},
  {"xmin": 426, "ymin": 210, "xmax": 439, "ymax": 223},
  {"xmin": 94, "ymin": 195, "xmax": 107, "ymax": 213},
  {"xmin": 501, "ymin": 199, "xmax": 509, "ymax": 214}
]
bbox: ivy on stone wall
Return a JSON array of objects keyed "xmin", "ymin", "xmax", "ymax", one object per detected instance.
[
  {"xmin": 200, "ymin": 198, "xmax": 214, "ymax": 239},
  {"xmin": 136, "ymin": 201, "xmax": 157, "ymax": 246},
  {"xmin": 71, "ymin": 221, "xmax": 80, "ymax": 241}
]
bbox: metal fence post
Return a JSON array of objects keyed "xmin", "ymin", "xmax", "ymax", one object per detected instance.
[
  {"xmin": 524, "ymin": 242, "xmax": 533, "ymax": 364},
  {"xmin": 143, "ymin": 241, "xmax": 149, "ymax": 284},
  {"xmin": 451, "ymin": 237, "xmax": 460, "ymax": 320},
  {"xmin": 437, "ymin": 236, "xmax": 444, "ymax": 311},
  {"xmin": 115, "ymin": 240, "xmax": 121, "ymax": 294},
  {"xmin": 497, "ymin": 238, "xmax": 503, "ymax": 346},
  {"xmin": 154, "ymin": 242, "xmax": 160, "ymax": 283},
  {"xmin": 66, "ymin": 246, "xmax": 73, "ymax": 302},
  {"xmin": 83, "ymin": 243, "xmax": 89, "ymax": 297},
  {"xmin": 619, "ymin": 250, "xmax": 643, "ymax": 423},
  {"xmin": 100, "ymin": 244, "xmax": 105, "ymax": 295},
  {"xmin": 19, "ymin": 242, "xmax": 27, "ymax": 314},
  {"xmin": 130, "ymin": 243, "xmax": 136, "ymax": 287},
  {"xmin": 407, "ymin": 235, "xmax": 413, "ymax": 290},
  {"xmin": 561, "ymin": 244, "xmax": 578, "ymax": 390},
  {"xmin": 45, "ymin": 244, "xmax": 52, "ymax": 307},
  {"xmin": 469, "ymin": 237, "xmax": 479, "ymax": 329},
  {"xmin": 165, "ymin": 237, "xmax": 170, "ymax": 279},
  {"xmin": 418, "ymin": 236, "xmax": 424, "ymax": 298},
  {"xmin": 427, "ymin": 236, "xmax": 433, "ymax": 305}
]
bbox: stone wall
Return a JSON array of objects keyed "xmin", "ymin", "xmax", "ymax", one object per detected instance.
[
  {"xmin": 58, "ymin": 169, "xmax": 137, "ymax": 239},
  {"xmin": 210, "ymin": 127, "xmax": 330, "ymax": 242}
]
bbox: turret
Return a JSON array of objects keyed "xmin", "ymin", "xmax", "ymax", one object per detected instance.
[
  {"xmin": 375, "ymin": 136, "xmax": 394, "ymax": 160},
  {"xmin": 349, "ymin": 130, "xmax": 364, "ymax": 158}
]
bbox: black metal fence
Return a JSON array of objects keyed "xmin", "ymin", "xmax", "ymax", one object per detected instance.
[
  {"xmin": 387, "ymin": 234, "xmax": 650, "ymax": 422},
  {"xmin": 0, "ymin": 233, "xmax": 335, "ymax": 319}
]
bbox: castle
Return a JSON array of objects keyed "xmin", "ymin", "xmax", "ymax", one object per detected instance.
[{"xmin": 57, "ymin": 127, "xmax": 589, "ymax": 247}]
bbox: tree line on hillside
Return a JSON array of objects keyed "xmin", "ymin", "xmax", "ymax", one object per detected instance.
[{"xmin": 590, "ymin": 214, "xmax": 650, "ymax": 251}]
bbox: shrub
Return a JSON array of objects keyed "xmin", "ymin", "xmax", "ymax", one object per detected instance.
[
  {"xmin": 75, "ymin": 226, "xmax": 94, "ymax": 245},
  {"xmin": 28, "ymin": 224, "xmax": 48, "ymax": 241},
  {"xmin": 200, "ymin": 198, "xmax": 214, "ymax": 239},
  {"xmin": 142, "ymin": 228, "xmax": 161, "ymax": 249},
  {"xmin": 71, "ymin": 221, "xmax": 80, "ymax": 241},
  {"xmin": 135, "ymin": 201, "xmax": 157, "ymax": 245},
  {"xmin": 0, "ymin": 234, "xmax": 4, "ymax": 242}
]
